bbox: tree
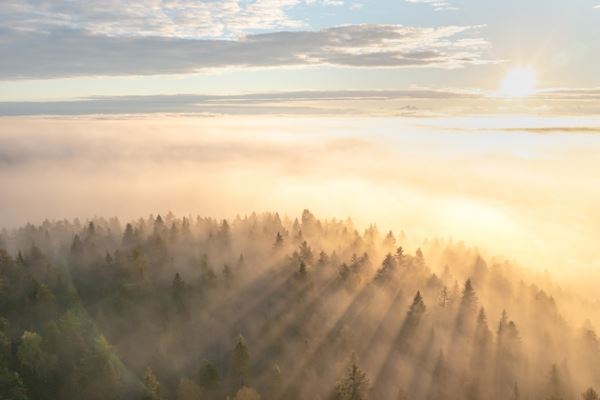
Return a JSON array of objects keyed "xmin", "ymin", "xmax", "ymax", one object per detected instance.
[
  {"xmin": 143, "ymin": 367, "xmax": 162, "ymax": 399},
  {"xmin": 494, "ymin": 312, "xmax": 521, "ymax": 399},
  {"xmin": 0, "ymin": 364, "xmax": 29, "ymax": 400},
  {"xmin": 154, "ymin": 214, "xmax": 166, "ymax": 236},
  {"xmin": 437, "ymin": 286, "xmax": 450, "ymax": 308},
  {"xmin": 298, "ymin": 241, "xmax": 313, "ymax": 264},
  {"xmin": 334, "ymin": 353, "xmax": 369, "ymax": 400},
  {"xmin": 414, "ymin": 248, "xmax": 425, "ymax": 268},
  {"xmin": 178, "ymin": 378, "xmax": 204, "ymax": 400},
  {"xmin": 130, "ymin": 247, "xmax": 146, "ymax": 281},
  {"xmin": 383, "ymin": 231, "xmax": 396, "ymax": 249},
  {"xmin": 428, "ymin": 351, "xmax": 448, "ymax": 400},
  {"xmin": 317, "ymin": 251, "xmax": 329, "ymax": 267},
  {"xmin": 274, "ymin": 232, "xmax": 284, "ymax": 248},
  {"xmin": 122, "ymin": 223, "xmax": 135, "ymax": 247},
  {"xmin": 198, "ymin": 361, "xmax": 220, "ymax": 391},
  {"xmin": 397, "ymin": 291, "xmax": 427, "ymax": 353},
  {"xmin": 70, "ymin": 234, "xmax": 83, "ymax": 258},
  {"xmin": 513, "ymin": 383, "xmax": 520, "ymax": 400},
  {"xmin": 200, "ymin": 255, "xmax": 217, "ymax": 288},
  {"xmin": 77, "ymin": 335, "xmax": 122, "ymax": 400},
  {"xmin": 460, "ymin": 279, "xmax": 477, "ymax": 310},
  {"xmin": 223, "ymin": 264, "xmax": 233, "ymax": 288},
  {"xmin": 172, "ymin": 272, "xmax": 186, "ymax": 313},
  {"xmin": 583, "ymin": 388, "xmax": 599, "ymax": 400},
  {"xmin": 472, "ymin": 307, "xmax": 492, "ymax": 368},
  {"xmin": 232, "ymin": 335, "xmax": 250, "ymax": 386},
  {"xmin": 298, "ymin": 261, "xmax": 308, "ymax": 281},
  {"xmin": 265, "ymin": 363, "xmax": 283, "ymax": 399},
  {"xmin": 375, "ymin": 253, "xmax": 396, "ymax": 281},
  {"xmin": 17, "ymin": 331, "xmax": 50, "ymax": 378},
  {"xmin": 547, "ymin": 364, "xmax": 564, "ymax": 400},
  {"xmin": 454, "ymin": 279, "xmax": 478, "ymax": 337}
]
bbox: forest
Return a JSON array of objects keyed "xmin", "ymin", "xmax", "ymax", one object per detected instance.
[{"xmin": 0, "ymin": 210, "xmax": 599, "ymax": 400}]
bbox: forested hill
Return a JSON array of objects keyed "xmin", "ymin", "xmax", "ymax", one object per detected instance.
[{"xmin": 0, "ymin": 210, "xmax": 598, "ymax": 400}]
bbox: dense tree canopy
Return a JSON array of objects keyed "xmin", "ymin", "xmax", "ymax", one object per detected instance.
[{"xmin": 0, "ymin": 210, "xmax": 597, "ymax": 399}]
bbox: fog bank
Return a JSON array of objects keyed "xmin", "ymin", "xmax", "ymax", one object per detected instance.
[{"xmin": 1, "ymin": 115, "xmax": 599, "ymax": 283}]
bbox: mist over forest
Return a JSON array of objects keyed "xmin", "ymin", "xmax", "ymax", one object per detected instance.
[
  {"xmin": 2, "ymin": 0, "xmax": 600, "ymax": 398},
  {"xmin": 1, "ymin": 209, "xmax": 599, "ymax": 400}
]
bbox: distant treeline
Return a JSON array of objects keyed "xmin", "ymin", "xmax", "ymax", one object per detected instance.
[{"xmin": 0, "ymin": 210, "xmax": 598, "ymax": 400}]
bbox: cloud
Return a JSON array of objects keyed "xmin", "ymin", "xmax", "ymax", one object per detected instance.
[
  {"xmin": 0, "ymin": 24, "xmax": 490, "ymax": 80},
  {"xmin": 405, "ymin": 0, "xmax": 458, "ymax": 11},
  {"xmin": 0, "ymin": 89, "xmax": 481, "ymax": 116},
  {"xmin": 0, "ymin": 0, "xmax": 303, "ymax": 38},
  {"xmin": 3, "ymin": 87, "xmax": 600, "ymax": 117},
  {"xmin": 536, "ymin": 88, "xmax": 600, "ymax": 100}
]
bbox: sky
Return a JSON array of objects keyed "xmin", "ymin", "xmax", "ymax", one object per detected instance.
[
  {"xmin": 1, "ymin": 1, "xmax": 599, "ymax": 281},
  {"xmin": 0, "ymin": 0, "xmax": 599, "ymax": 115}
]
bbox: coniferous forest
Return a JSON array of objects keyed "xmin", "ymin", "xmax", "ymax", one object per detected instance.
[{"xmin": 0, "ymin": 210, "xmax": 599, "ymax": 400}]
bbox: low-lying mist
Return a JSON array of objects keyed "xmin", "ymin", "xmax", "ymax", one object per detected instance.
[{"xmin": 1, "ymin": 116, "xmax": 599, "ymax": 283}]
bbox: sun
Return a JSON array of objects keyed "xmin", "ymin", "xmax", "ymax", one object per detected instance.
[{"xmin": 497, "ymin": 67, "xmax": 538, "ymax": 98}]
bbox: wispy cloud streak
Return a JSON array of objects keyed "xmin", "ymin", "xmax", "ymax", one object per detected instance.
[{"xmin": 0, "ymin": 24, "xmax": 490, "ymax": 80}]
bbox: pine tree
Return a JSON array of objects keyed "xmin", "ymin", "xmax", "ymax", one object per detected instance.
[
  {"xmin": 178, "ymin": 378, "xmax": 203, "ymax": 400},
  {"xmin": 70, "ymin": 234, "xmax": 83, "ymax": 258},
  {"xmin": 437, "ymin": 286, "xmax": 450, "ymax": 308},
  {"xmin": 223, "ymin": 264, "xmax": 233, "ymax": 288},
  {"xmin": 298, "ymin": 261, "xmax": 308, "ymax": 281},
  {"xmin": 547, "ymin": 364, "xmax": 563, "ymax": 400},
  {"xmin": 583, "ymin": 388, "xmax": 599, "ymax": 400},
  {"xmin": 460, "ymin": 279, "xmax": 477, "ymax": 310},
  {"xmin": 317, "ymin": 250, "xmax": 329, "ymax": 267},
  {"xmin": 266, "ymin": 363, "xmax": 283, "ymax": 399},
  {"xmin": 122, "ymin": 223, "xmax": 135, "ymax": 247},
  {"xmin": 383, "ymin": 230, "xmax": 396, "ymax": 249},
  {"xmin": 428, "ymin": 351, "xmax": 448, "ymax": 400},
  {"xmin": 172, "ymin": 272, "xmax": 186, "ymax": 313},
  {"xmin": 0, "ymin": 364, "xmax": 29, "ymax": 400},
  {"xmin": 143, "ymin": 367, "xmax": 162, "ymax": 399},
  {"xmin": 298, "ymin": 241, "xmax": 313, "ymax": 264},
  {"xmin": 198, "ymin": 361, "xmax": 220, "ymax": 391},
  {"xmin": 334, "ymin": 353, "xmax": 369, "ymax": 400},
  {"xmin": 232, "ymin": 335, "xmax": 250, "ymax": 386},
  {"xmin": 454, "ymin": 279, "xmax": 478, "ymax": 337},
  {"xmin": 274, "ymin": 232, "xmax": 284, "ymax": 248}
]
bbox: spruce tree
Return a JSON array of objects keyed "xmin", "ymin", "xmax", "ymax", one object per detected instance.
[{"xmin": 334, "ymin": 353, "xmax": 369, "ymax": 400}]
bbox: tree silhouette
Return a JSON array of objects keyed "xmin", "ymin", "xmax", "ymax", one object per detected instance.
[
  {"xmin": 233, "ymin": 335, "xmax": 250, "ymax": 386},
  {"xmin": 334, "ymin": 353, "xmax": 369, "ymax": 400}
]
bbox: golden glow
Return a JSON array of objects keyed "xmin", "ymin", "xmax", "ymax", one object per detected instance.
[{"xmin": 497, "ymin": 67, "xmax": 538, "ymax": 98}]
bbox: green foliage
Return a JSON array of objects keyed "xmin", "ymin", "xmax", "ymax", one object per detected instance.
[
  {"xmin": 178, "ymin": 378, "xmax": 204, "ymax": 400},
  {"xmin": 0, "ymin": 364, "xmax": 29, "ymax": 400},
  {"xmin": 17, "ymin": 332, "xmax": 45, "ymax": 375},
  {"xmin": 232, "ymin": 335, "xmax": 250, "ymax": 385},
  {"xmin": 143, "ymin": 367, "xmax": 162, "ymax": 400},
  {"xmin": 1, "ymin": 212, "xmax": 599, "ymax": 400},
  {"xmin": 76, "ymin": 335, "xmax": 123, "ymax": 400},
  {"xmin": 334, "ymin": 353, "xmax": 369, "ymax": 400},
  {"xmin": 198, "ymin": 361, "xmax": 220, "ymax": 391},
  {"xmin": 265, "ymin": 363, "xmax": 283, "ymax": 399}
]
